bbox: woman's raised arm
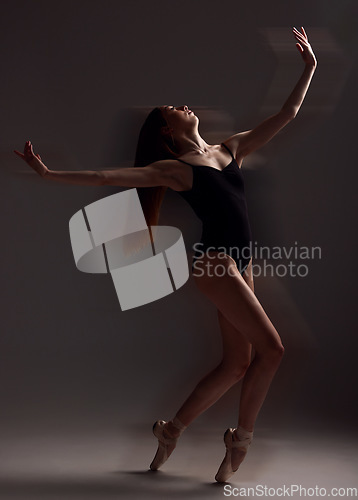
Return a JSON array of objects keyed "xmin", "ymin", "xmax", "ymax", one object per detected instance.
[
  {"xmin": 14, "ymin": 141, "xmax": 176, "ymax": 188},
  {"xmin": 224, "ymin": 26, "xmax": 317, "ymax": 159}
]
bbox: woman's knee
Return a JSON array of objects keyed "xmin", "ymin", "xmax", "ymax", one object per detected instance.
[
  {"xmin": 258, "ymin": 341, "xmax": 285, "ymax": 368},
  {"xmin": 220, "ymin": 358, "xmax": 251, "ymax": 382}
]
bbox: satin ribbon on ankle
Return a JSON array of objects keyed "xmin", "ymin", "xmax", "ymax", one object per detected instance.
[{"xmin": 171, "ymin": 416, "xmax": 187, "ymax": 433}]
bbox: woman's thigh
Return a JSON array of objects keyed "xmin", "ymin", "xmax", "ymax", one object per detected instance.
[
  {"xmin": 193, "ymin": 252, "xmax": 283, "ymax": 354},
  {"xmin": 218, "ymin": 256, "xmax": 254, "ymax": 364},
  {"xmin": 242, "ymin": 257, "xmax": 254, "ymax": 293},
  {"xmin": 217, "ymin": 307, "xmax": 252, "ymax": 367}
]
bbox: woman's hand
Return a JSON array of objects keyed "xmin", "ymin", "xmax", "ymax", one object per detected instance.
[
  {"xmin": 292, "ymin": 26, "xmax": 317, "ymax": 68},
  {"xmin": 14, "ymin": 141, "xmax": 49, "ymax": 177}
]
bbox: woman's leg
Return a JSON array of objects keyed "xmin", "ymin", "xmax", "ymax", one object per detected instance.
[
  {"xmin": 166, "ymin": 254, "xmax": 282, "ymax": 427},
  {"xmin": 192, "ymin": 254, "xmax": 284, "ymax": 472},
  {"xmin": 196, "ymin": 254, "xmax": 284, "ymax": 420},
  {"xmin": 157, "ymin": 295, "xmax": 252, "ymax": 470},
  {"xmin": 173, "ymin": 315, "xmax": 252, "ymax": 426},
  {"xmin": 156, "ymin": 254, "xmax": 283, "ymax": 472},
  {"xmin": 162, "ymin": 257, "xmax": 255, "ymax": 437},
  {"xmin": 162, "ymin": 315, "xmax": 251, "ymax": 444},
  {"xmin": 159, "ymin": 261, "xmax": 253, "ymax": 456}
]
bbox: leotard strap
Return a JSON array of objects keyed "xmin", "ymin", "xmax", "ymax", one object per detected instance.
[
  {"xmin": 176, "ymin": 158, "xmax": 195, "ymax": 167},
  {"xmin": 221, "ymin": 142, "xmax": 235, "ymax": 160}
]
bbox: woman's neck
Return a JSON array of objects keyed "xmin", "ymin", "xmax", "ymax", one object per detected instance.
[{"xmin": 174, "ymin": 132, "xmax": 211, "ymax": 157}]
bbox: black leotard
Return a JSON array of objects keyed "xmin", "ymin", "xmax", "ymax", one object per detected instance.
[{"xmin": 176, "ymin": 143, "xmax": 252, "ymax": 276}]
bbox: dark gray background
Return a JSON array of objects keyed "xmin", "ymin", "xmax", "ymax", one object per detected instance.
[{"xmin": 1, "ymin": 0, "xmax": 357, "ymax": 495}]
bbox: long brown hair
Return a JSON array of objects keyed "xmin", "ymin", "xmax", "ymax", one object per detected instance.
[{"xmin": 134, "ymin": 107, "xmax": 177, "ymax": 227}]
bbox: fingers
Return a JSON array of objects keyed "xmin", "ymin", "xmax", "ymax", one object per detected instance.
[
  {"xmin": 23, "ymin": 141, "xmax": 36, "ymax": 162},
  {"xmin": 25, "ymin": 140, "xmax": 34, "ymax": 156},
  {"xmin": 292, "ymin": 26, "xmax": 308, "ymax": 41},
  {"xmin": 292, "ymin": 28, "xmax": 309, "ymax": 49},
  {"xmin": 292, "ymin": 28, "xmax": 305, "ymax": 40},
  {"xmin": 15, "ymin": 141, "xmax": 42, "ymax": 162},
  {"xmin": 14, "ymin": 141, "xmax": 36, "ymax": 161},
  {"xmin": 292, "ymin": 26, "xmax": 306, "ymax": 36},
  {"xmin": 14, "ymin": 150, "xmax": 25, "ymax": 159}
]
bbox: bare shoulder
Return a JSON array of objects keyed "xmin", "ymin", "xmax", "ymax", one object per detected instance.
[
  {"xmin": 222, "ymin": 109, "xmax": 294, "ymax": 159},
  {"xmin": 221, "ymin": 137, "xmax": 246, "ymax": 167}
]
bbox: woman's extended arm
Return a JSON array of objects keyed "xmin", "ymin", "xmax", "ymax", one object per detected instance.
[
  {"xmin": 280, "ymin": 26, "xmax": 317, "ymax": 117},
  {"xmin": 14, "ymin": 141, "xmax": 176, "ymax": 188},
  {"xmin": 225, "ymin": 26, "xmax": 317, "ymax": 159},
  {"xmin": 281, "ymin": 62, "xmax": 316, "ymax": 117}
]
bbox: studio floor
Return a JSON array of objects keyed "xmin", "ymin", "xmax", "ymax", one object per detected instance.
[{"xmin": 0, "ymin": 421, "xmax": 357, "ymax": 499}]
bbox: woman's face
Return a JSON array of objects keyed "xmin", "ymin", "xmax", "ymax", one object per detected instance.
[{"xmin": 160, "ymin": 105, "xmax": 198, "ymax": 135}]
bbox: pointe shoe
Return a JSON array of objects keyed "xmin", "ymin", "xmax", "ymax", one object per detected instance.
[
  {"xmin": 149, "ymin": 417, "xmax": 187, "ymax": 471},
  {"xmin": 215, "ymin": 426, "xmax": 253, "ymax": 483}
]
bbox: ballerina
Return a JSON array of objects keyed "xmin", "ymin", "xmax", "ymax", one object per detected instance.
[{"xmin": 15, "ymin": 26, "xmax": 317, "ymax": 482}]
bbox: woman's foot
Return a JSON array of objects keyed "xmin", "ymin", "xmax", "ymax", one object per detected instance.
[
  {"xmin": 149, "ymin": 417, "xmax": 187, "ymax": 471},
  {"xmin": 230, "ymin": 427, "xmax": 252, "ymax": 471},
  {"xmin": 215, "ymin": 426, "xmax": 253, "ymax": 483}
]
